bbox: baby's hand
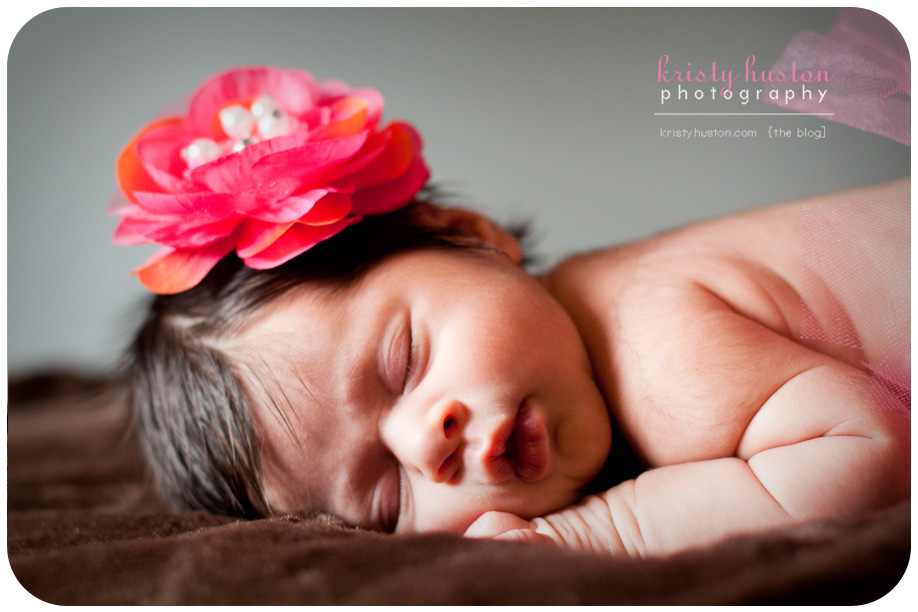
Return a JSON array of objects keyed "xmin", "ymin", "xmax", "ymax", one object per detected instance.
[
  {"xmin": 464, "ymin": 511, "xmax": 553, "ymax": 545},
  {"xmin": 465, "ymin": 496, "xmax": 626, "ymax": 554}
]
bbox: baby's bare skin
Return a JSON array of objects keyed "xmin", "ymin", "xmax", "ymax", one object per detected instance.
[{"xmin": 468, "ymin": 179, "xmax": 910, "ymax": 555}]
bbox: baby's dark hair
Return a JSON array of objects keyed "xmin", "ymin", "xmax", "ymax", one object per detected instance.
[{"xmin": 127, "ymin": 200, "xmax": 528, "ymax": 519}]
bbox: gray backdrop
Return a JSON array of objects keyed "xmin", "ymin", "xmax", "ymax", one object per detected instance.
[{"xmin": 7, "ymin": 8, "xmax": 910, "ymax": 376}]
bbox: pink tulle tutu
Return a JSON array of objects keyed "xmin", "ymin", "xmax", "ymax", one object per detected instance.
[
  {"xmin": 768, "ymin": 8, "xmax": 910, "ymax": 417},
  {"xmin": 765, "ymin": 8, "xmax": 910, "ymax": 144},
  {"xmin": 799, "ymin": 195, "xmax": 910, "ymax": 418}
]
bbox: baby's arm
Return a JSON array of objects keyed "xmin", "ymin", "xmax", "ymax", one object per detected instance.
[
  {"xmin": 469, "ymin": 304, "xmax": 910, "ymax": 556},
  {"xmin": 470, "ymin": 362, "xmax": 907, "ymax": 554}
]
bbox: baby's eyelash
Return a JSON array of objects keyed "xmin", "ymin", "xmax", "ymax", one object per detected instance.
[
  {"xmin": 383, "ymin": 464, "xmax": 405, "ymax": 533},
  {"xmin": 402, "ymin": 326, "xmax": 414, "ymax": 391},
  {"xmin": 392, "ymin": 467, "xmax": 403, "ymax": 532}
]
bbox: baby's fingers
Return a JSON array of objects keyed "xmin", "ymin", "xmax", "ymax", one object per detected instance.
[
  {"xmin": 465, "ymin": 512, "xmax": 556, "ymax": 546},
  {"xmin": 465, "ymin": 511, "xmax": 533, "ymax": 538},
  {"xmin": 493, "ymin": 528, "xmax": 555, "ymax": 545}
]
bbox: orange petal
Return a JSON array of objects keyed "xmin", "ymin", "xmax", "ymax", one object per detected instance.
[
  {"xmin": 312, "ymin": 96, "xmax": 368, "ymax": 139},
  {"xmin": 243, "ymin": 218, "xmax": 356, "ymax": 269},
  {"xmin": 345, "ymin": 122, "xmax": 415, "ymax": 188},
  {"xmin": 299, "ymin": 191, "xmax": 352, "ymax": 226},
  {"xmin": 116, "ymin": 117, "xmax": 185, "ymax": 203},
  {"xmin": 235, "ymin": 220, "xmax": 295, "ymax": 259},
  {"xmin": 134, "ymin": 238, "xmax": 235, "ymax": 294}
]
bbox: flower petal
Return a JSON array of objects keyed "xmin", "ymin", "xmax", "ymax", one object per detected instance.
[
  {"xmin": 190, "ymin": 126, "xmax": 313, "ymax": 193},
  {"xmin": 349, "ymin": 148, "xmax": 430, "ymax": 215},
  {"xmin": 283, "ymin": 127, "xmax": 391, "ymax": 189},
  {"xmin": 347, "ymin": 88, "xmax": 384, "ymax": 130},
  {"xmin": 252, "ymin": 177, "xmax": 303, "ymax": 205},
  {"xmin": 344, "ymin": 122, "xmax": 420, "ymax": 189},
  {"xmin": 235, "ymin": 220, "xmax": 295, "ymax": 259},
  {"xmin": 117, "ymin": 213, "xmax": 241, "ymax": 249},
  {"xmin": 242, "ymin": 217, "xmax": 357, "ymax": 269},
  {"xmin": 133, "ymin": 238, "xmax": 236, "ymax": 294},
  {"xmin": 112, "ymin": 216, "xmax": 153, "ymax": 246},
  {"xmin": 299, "ymin": 191, "xmax": 353, "ymax": 226},
  {"xmin": 316, "ymin": 78, "xmax": 353, "ymax": 98},
  {"xmin": 107, "ymin": 190, "xmax": 135, "ymax": 216},
  {"xmin": 117, "ymin": 117, "xmax": 185, "ymax": 202},
  {"xmin": 188, "ymin": 67, "xmax": 319, "ymax": 134},
  {"xmin": 250, "ymin": 131, "xmax": 370, "ymax": 188},
  {"xmin": 135, "ymin": 120, "xmax": 198, "ymax": 193},
  {"xmin": 244, "ymin": 188, "xmax": 352, "ymax": 224},
  {"xmin": 309, "ymin": 96, "xmax": 370, "ymax": 140},
  {"xmin": 123, "ymin": 192, "xmax": 241, "ymax": 248},
  {"xmin": 132, "ymin": 191, "xmax": 236, "ymax": 217}
]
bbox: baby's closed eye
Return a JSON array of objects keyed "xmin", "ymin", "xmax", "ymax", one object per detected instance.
[
  {"xmin": 381, "ymin": 313, "xmax": 413, "ymax": 394},
  {"xmin": 377, "ymin": 462, "xmax": 403, "ymax": 532},
  {"xmin": 389, "ymin": 464, "xmax": 413, "ymax": 533}
]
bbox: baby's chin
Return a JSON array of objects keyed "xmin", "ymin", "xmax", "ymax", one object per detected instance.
[
  {"xmin": 553, "ymin": 422, "xmax": 613, "ymax": 489},
  {"xmin": 499, "ymin": 481, "xmax": 591, "ymax": 523}
]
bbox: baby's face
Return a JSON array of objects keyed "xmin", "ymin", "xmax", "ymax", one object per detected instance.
[{"xmin": 241, "ymin": 247, "xmax": 611, "ymax": 533}]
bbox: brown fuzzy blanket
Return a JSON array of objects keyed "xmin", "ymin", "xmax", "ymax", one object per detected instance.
[{"xmin": 8, "ymin": 373, "xmax": 910, "ymax": 605}]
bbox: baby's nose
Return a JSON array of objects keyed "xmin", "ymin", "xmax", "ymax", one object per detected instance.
[{"xmin": 385, "ymin": 398, "xmax": 467, "ymax": 484}]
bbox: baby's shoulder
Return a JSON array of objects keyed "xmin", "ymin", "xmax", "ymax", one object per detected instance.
[
  {"xmin": 546, "ymin": 237, "xmax": 821, "ymax": 467},
  {"xmin": 547, "ymin": 214, "xmax": 800, "ymax": 343}
]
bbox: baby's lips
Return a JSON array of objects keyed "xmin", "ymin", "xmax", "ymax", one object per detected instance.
[
  {"xmin": 481, "ymin": 402, "xmax": 551, "ymax": 484},
  {"xmin": 480, "ymin": 418, "xmax": 517, "ymax": 485},
  {"xmin": 513, "ymin": 405, "xmax": 551, "ymax": 482}
]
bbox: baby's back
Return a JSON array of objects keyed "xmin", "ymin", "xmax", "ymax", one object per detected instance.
[{"xmin": 547, "ymin": 179, "xmax": 910, "ymax": 469}]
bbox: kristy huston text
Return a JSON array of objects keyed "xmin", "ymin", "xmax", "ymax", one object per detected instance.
[{"xmin": 658, "ymin": 55, "xmax": 832, "ymax": 106}]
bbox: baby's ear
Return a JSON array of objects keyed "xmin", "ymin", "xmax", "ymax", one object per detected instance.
[{"xmin": 413, "ymin": 203, "xmax": 523, "ymax": 265}]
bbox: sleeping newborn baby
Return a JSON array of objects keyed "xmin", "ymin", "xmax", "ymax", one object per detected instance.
[
  {"xmin": 118, "ymin": 68, "xmax": 909, "ymax": 557},
  {"xmin": 127, "ymin": 178, "xmax": 908, "ymax": 556}
]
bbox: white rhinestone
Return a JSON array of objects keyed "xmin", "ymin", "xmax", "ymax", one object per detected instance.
[
  {"xmin": 250, "ymin": 95, "xmax": 280, "ymax": 119},
  {"xmin": 257, "ymin": 111, "xmax": 293, "ymax": 140},
  {"xmin": 181, "ymin": 138, "xmax": 221, "ymax": 169},
  {"xmin": 219, "ymin": 104, "xmax": 255, "ymax": 140},
  {"xmin": 231, "ymin": 136, "xmax": 260, "ymax": 153}
]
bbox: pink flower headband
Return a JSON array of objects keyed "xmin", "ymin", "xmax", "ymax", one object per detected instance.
[{"xmin": 112, "ymin": 67, "xmax": 429, "ymax": 294}]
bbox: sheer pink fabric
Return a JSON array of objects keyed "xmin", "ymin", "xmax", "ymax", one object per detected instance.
[
  {"xmin": 769, "ymin": 9, "xmax": 911, "ymax": 417},
  {"xmin": 765, "ymin": 8, "xmax": 910, "ymax": 144},
  {"xmin": 800, "ymin": 196, "xmax": 910, "ymax": 418}
]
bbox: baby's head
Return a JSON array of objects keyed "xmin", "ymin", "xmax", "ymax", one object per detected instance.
[
  {"xmin": 122, "ymin": 67, "xmax": 611, "ymax": 532},
  {"xmin": 129, "ymin": 202, "xmax": 611, "ymax": 532}
]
